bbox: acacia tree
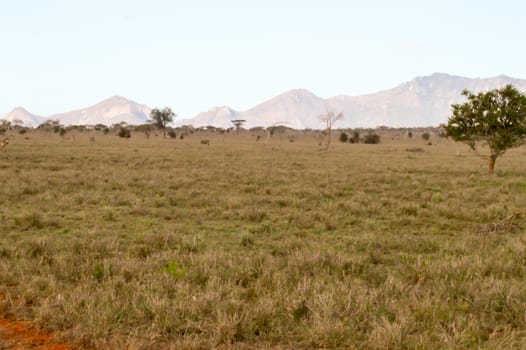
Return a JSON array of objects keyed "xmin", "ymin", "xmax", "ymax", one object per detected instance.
[
  {"xmin": 319, "ymin": 111, "xmax": 344, "ymax": 150},
  {"xmin": 150, "ymin": 107, "xmax": 176, "ymax": 139},
  {"xmin": 444, "ymin": 84, "xmax": 526, "ymax": 174},
  {"xmin": 231, "ymin": 119, "xmax": 246, "ymax": 134}
]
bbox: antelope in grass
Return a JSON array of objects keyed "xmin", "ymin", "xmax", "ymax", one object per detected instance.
[{"xmin": 0, "ymin": 138, "xmax": 8, "ymax": 151}]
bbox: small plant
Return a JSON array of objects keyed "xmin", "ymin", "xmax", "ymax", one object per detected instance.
[
  {"xmin": 92, "ymin": 263, "xmax": 104, "ymax": 282},
  {"xmin": 161, "ymin": 261, "xmax": 187, "ymax": 279},
  {"xmin": 339, "ymin": 132, "xmax": 349, "ymax": 143}
]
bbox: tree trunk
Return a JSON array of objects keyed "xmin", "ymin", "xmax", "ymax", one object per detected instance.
[{"xmin": 488, "ymin": 154, "xmax": 497, "ymax": 175}]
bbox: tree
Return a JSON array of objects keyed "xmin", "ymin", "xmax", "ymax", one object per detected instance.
[
  {"xmin": 135, "ymin": 123, "xmax": 154, "ymax": 139},
  {"xmin": 444, "ymin": 85, "xmax": 526, "ymax": 175},
  {"xmin": 339, "ymin": 132, "xmax": 349, "ymax": 143},
  {"xmin": 150, "ymin": 107, "xmax": 176, "ymax": 139},
  {"xmin": 231, "ymin": 119, "xmax": 246, "ymax": 134},
  {"xmin": 349, "ymin": 130, "xmax": 360, "ymax": 144},
  {"xmin": 319, "ymin": 111, "xmax": 344, "ymax": 150}
]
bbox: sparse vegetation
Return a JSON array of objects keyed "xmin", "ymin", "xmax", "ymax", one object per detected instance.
[{"xmin": 0, "ymin": 132, "xmax": 526, "ymax": 349}]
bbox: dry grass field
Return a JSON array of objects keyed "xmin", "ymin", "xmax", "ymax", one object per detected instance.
[{"xmin": 0, "ymin": 130, "xmax": 525, "ymax": 349}]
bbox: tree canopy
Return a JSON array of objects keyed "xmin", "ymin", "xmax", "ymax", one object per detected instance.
[
  {"xmin": 444, "ymin": 84, "xmax": 526, "ymax": 174},
  {"xmin": 150, "ymin": 107, "xmax": 176, "ymax": 138}
]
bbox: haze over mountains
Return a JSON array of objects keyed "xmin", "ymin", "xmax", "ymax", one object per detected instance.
[
  {"xmin": 3, "ymin": 96, "xmax": 150, "ymax": 128},
  {"xmin": 3, "ymin": 73, "xmax": 526, "ymax": 129}
]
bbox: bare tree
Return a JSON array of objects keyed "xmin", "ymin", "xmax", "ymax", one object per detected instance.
[
  {"xmin": 264, "ymin": 122, "xmax": 288, "ymax": 146},
  {"xmin": 319, "ymin": 112, "xmax": 344, "ymax": 150}
]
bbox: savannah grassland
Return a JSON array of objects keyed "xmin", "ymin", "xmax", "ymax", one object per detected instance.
[{"xmin": 0, "ymin": 130, "xmax": 525, "ymax": 349}]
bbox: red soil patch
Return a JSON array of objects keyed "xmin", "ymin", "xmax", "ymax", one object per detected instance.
[{"xmin": 0, "ymin": 316, "xmax": 72, "ymax": 350}]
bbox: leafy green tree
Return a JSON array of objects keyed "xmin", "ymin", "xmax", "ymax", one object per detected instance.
[
  {"xmin": 444, "ymin": 85, "xmax": 526, "ymax": 174},
  {"xmin": 150, "ymin": 107, "xmax": 176, "ymax": 139}
]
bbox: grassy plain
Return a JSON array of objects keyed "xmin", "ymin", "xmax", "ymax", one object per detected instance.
[{"xmin": 0, "ymin": 131, "xmax": 525, "ymax": 349}]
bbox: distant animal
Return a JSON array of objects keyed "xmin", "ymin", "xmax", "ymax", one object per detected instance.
[
  {"xmin": 201, "ymin": 139, "xmax": 210, "ymax": 146},
  {"xmin": 0, "ymin": 138, "xmax": 9, "ymax": 151}
]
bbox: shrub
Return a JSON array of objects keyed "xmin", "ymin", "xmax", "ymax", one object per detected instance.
[
  {"xmin": 363, "ymin": 132, "xmax": 380, "ymax": 144},
  {"xmin": 161, "ymin": 261, "xmax": 187, "ymax": 279},
  {"xmin": 118, "ymin": 128, "xmax": 131, "ymax": 138},
  {"xmin": 167, "ymin": 130, "xmax": 176, "ymax": 138},
  {"xmin": 349, "ymin": 131, "xmax": 360, "ymax": 144},
  {"xmin": 19, "ymin": 128, "xmax": 27, "ymax": 135},
  {"xmin": 422, "ymin": 132, "xmax": 430, "ymax": 141},
  {"xmin": 339, "ymin": 132, "xmax": 349, "ymax": 143},
  {"xmin": 59, "ymin": 128, "xmax": 67, "ymax": 137}
]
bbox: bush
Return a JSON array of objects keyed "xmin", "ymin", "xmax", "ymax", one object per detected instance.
[
  {"xmin": 422, "ymin": 132, "xmax": 430, "ymax": 141},
  {"xmin": 167, "ymin": 130, "xmax": 176, "ymax": 139},
  {"xmin": 0, "ymin": 126, "xmax": 5, "ymax": 135},
  {"xmin": 18, "ymin": 128, "xmax": 27, "ymax": 135},
  {"xmin": 59, "ymin": 128, "xmax": 67, "ymax": 137},
  {"xmin": 339, "ymin": 132, "xmax": 349, "ymax": 143},
  {"xmin": 349, "ymin": 131, "xmax": 360, "ymax": 144},
  {"xmin": 118, "ymin": 128, "xmax": 131, "ymax": 138},
  {"xmin": 408, "ymin": 131, "xmax": 413, "ymax": 138},
  {"xmin": 363, "ymin": 132, "xmax": 380, "ymax": 144}
]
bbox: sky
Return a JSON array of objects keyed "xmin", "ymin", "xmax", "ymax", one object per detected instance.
[{"xmin": 1, "ymin": 0, "xmax": 525, "ymax": 118}]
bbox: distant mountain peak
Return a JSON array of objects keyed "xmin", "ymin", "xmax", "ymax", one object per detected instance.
[{"xmin": 279, "ymin": 89, "xmax": 320, "ymax": 100}]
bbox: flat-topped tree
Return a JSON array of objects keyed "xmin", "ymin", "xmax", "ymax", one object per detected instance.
[
  {"xmin": 231, "ymin": 119, "xmax": 246, "ymax": 134},
  {"xmin": 150, "ymin": 107, "xmax": 176, "ymax": 139},
  {"xmin": 444, "ymin": 84, "xmax": 526, "ymax": 175}
]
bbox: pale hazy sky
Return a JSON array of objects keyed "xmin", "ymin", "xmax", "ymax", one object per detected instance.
[{"xmin": 1, "ymin": 0, "xmax": 524, "ymax": 117}]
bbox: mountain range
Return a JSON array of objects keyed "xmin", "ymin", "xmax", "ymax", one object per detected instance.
[
  {"xmin": 2, "ymin": 96, "xmax": 150, "ymax": 128},
  {"xmin": 3, "ymin": 73, "xmax": 526, "ymax": 129}
]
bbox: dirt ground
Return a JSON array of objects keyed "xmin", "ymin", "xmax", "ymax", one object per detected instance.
[{"xmin": 0, "ymin": 317, "xmax": 71, "ymax": 350}]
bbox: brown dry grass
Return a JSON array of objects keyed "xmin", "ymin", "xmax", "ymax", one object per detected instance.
[{"xmin": 0, "ymin": 130, "xmax": 525, "ymax": 349}]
